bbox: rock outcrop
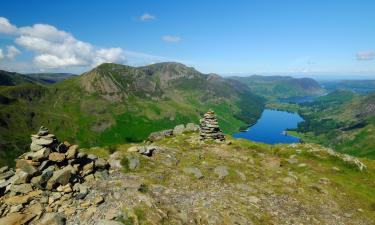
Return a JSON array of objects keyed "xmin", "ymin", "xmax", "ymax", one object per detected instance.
[
  {"xmin": 0, "ymin": 126, "xmax": 110, "ymax": 224},
  {"xmin": 199, "ymin": 110, "xmax": 225, "ymax": 141},
  {"xmin": 147, "ymin": 123, "xmax": 199, "ymax": 142}
]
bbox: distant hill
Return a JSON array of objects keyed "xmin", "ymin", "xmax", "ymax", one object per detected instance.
[
  {"xmin": 320, "ymin": 80, "xmax": 375, "ymax": 94},
  {"xmin": 0, "ymin": 70, "xmax": 75, "ymax": 86},
  {"xmin": 231, "ymin": 75, "xmax": 326, "ymax": 99},
  {"xmin": 295, "ymin": 90, "xmax": 375, "ymax": 158},
  {"xmin": 0, "ymin": 62, "xmax": 264, "ymax": 166},
  {"xmin": 25, "ymin": 73, "xmax": 76, "ymax": 84},
  {"xmin": 0, "ymin": 70, "xmax": 39, "ymax": 86}
]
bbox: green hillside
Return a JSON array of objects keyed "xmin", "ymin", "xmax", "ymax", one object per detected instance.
[
  {"xmin": 0, "ymin": 70, "xmax": 39, "ymax": 86},
  {"xmin": 0, "ymin": 62, "xmax": 264, "ymax": 166},
  {"xmin": 291, "ymin": 90, "xmax": 375, "ymax": 158},
  {"xmin": 232, "ymin": 75, "xmax": 326, "ymax": 99}
]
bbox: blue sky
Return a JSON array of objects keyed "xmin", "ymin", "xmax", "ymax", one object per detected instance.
[{"xmin": 0, "ymin": 0, "xmax": 374, "ymax": 78}]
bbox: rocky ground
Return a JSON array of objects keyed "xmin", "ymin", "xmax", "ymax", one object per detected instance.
[{"xmin": 1, "ymin": 124, "xmax": 375, "ymax": 224}]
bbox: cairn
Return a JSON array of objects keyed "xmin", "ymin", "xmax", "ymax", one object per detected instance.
[
  {"xmin": 0, "ymin": 126, "xmax": 110, "ymax": 223},
  {"xmin": 199, "ymin": 110, "xmax": 225, "ymax": 141}
]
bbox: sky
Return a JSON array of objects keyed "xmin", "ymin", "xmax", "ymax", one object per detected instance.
[{"xmin": 0, "ymin": 0, "xmax": 374, "ymax": 78}]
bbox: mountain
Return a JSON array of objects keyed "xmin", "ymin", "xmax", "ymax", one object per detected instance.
[
  {"xmin": 293, "ymin": 90, "xmax": 375, "ymax": 158},
  {"xmin": 0, "ymin": 62, "xmax": 264, "ymax": 166},
  {"xmin": 231, "ymin": 75, "xmax": 326, "ymax": 99}
]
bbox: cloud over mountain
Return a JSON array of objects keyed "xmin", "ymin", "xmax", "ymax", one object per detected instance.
[{"xmin": 0, "ymin": 17, "xmax": 126, "ymax": 69}]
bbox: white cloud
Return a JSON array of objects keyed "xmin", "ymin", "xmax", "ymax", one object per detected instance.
[
  {"xmin": 0, "ymin": 17, "xmax": 17, "ymax": 34},
  {"xmin": 356, "ymin": 51, "xmax": 374, "ymax": 60},
  {"xmin": 6, "ymin": 45, "xmax": 21, "ymax": 59},
  {"xmin": 0, "ymin": 17, "xmax": 126, "ymax": 69},
  {"xmin": 94, "ymin": 48, "xmax": 125, "ymax": 66},
  {"xmin": 0, "ymin": 49, "xmax": 4, "ymax": 60},
  {"xmin": 0, "ymin": 17, "xmax": 185, "ymax": 72},
  {"xmin": 162, "ymin": 35, "xmax": 181, "ymax": 43},
  {"xmin": 139, "ymin": 13, "xmax": 155, "ymax": 21}
]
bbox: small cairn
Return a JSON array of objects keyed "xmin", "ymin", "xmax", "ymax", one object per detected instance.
[
  {"xmin": 0, "ymin": 126, "xmax": 110, "ymax": 223},
  {"xmin": 199, "ymin": 110, "xmax": 225, "ymax": 141}
]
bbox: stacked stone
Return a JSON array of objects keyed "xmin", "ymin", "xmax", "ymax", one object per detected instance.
[
  {"xmin": 199, "ymin": 110, "xmax": 225, "ymax": 141},
  {"xmin": 0, "ymin": 126, "xmax": 110, "ymax": 223}
]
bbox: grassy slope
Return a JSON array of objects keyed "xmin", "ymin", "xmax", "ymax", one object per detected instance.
[{"xmin": 83, "ymin": 132, "xmax": 375, "ymax": 224}]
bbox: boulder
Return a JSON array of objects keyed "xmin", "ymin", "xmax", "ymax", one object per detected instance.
[
  {"xmin": 183, "ymin": 167, "xmax": 204, "ymax": 179},
  {"xmin": 185, "ymin": 123, "xmax": 198, "ymax": 132},
  {"xmin": 46, "ymin": 167, "xmax": 72, "ymax": 190},
  {"xmin": 126, "ymin": 155, "xmax": 140, "ymax": 170},
  {"xmin": 173, "ymin": 124, "xmax": 185, "ymax": 135},
  {"xmin": 214, "ymin": 166, "xmax": 229, "ymax": 180}
]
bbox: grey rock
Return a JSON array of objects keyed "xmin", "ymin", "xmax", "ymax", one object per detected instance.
[
  {"xmin": 32, "ymin": 136, "xmax": 54, "ymax": 146},
  {"xmin": 39, "ymin": 212, "xmax": 66, "ymax": 225},
  {"xmin": 0, "ymin": 170, "xmax": 15, "ymax": 180},
  {"xmin": 108, "ymin": 159, "xmax": 121, "ymax": 170},
  {"xmin": 95, "ymin": 158, "xmax": 109, "ymax": 169},
  {"xmin": 214, "ymin": 166, "xmax": 229, "ymax": 180},
  {"xmin": 31, "ymin": 148, "xmax": 51, "ymax": 161},
  {"xmin": 37, "ymin": 126, "xmax": 49, "ymax": 136},
  {"xmin": 9, "ymin": 183, "xmax": 33, "ymax": 194},
  {"xmin": 126, "ymin": 155, "xmax": 140, "ymax": 170},
  {"xmin": 185, "ymin": 123, "xmax": 198, "ymax": 132},
  {"xmin": 77, "ymin": 152, "xmax": 87, "ymax": 159},
  {"xmin": 183, "ymin": 167, "xmax": 204, "ymax": 179},
  {"xmin": 32, "ymin": 166, "xmax": 54, "ymax": 187},
  {"xmin": 30, "ymin": 142, "xmax": 43, "ymax": 152},
  {"xmin": 173, "ymin": 124, "xmax": 185, "ymax": 135},
  {"xmin": 87, "ymin": 154, "xmax": 98, "ymax": 160},
  {"xmin": 46, "ymin": 167, "xmax": 72, "ymax": 190},
  {"xmin": 138, "ymin": 146, "xmax": 157, "ymax": 156},
  {"xmin": 0, "ymin": 166, "xmax": 9, "ymax": 173}
]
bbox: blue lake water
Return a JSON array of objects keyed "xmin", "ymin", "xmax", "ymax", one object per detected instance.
[{"xmin": 233, "ymin": 109, "xmax": 304, "ymax": 144}]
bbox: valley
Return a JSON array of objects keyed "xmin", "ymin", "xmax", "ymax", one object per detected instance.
[{"xmin": 0, "ymin": 63, "xmax": 264, "ymax": 166}]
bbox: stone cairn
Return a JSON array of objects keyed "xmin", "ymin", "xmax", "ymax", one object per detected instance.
[
  {"xmin": 0, "ymin": 126, "xmax": 110, "ymax": 224},
  {"xmin": 199, "ymin": 110, "xmax": 225, "ymax": 141}
]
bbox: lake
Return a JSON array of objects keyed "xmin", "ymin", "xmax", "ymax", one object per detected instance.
[{"xmin": 233, "ymin": 109, "xmax": 304, "ymax": 144}]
